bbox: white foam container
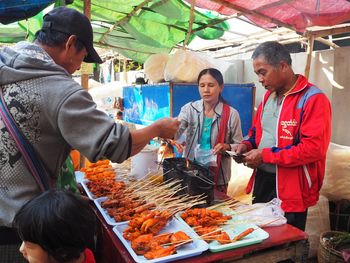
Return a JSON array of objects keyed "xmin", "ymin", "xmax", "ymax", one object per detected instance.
[{"xmin": 131, "ymin": 145, "xmax": 158, "ymax": 179}]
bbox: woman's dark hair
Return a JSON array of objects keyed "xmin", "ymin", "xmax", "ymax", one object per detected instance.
[
  {"xmin": 197, "ymin": 68, "xmax": 227, "ymax": 103},
  {"xmin": 252, "ymin": 41, "xmax": 292, "ymax": 67},
  {"xmin": 13, "ymin": 190, "xmax": 96, "ymax": 262},
  {"xmin": 197, "ymin": 68, "xmax": 224, "ymax": 86},
  {"xmin": 35, "ymin": 29, "xmax": 85, "ymax": 52}
]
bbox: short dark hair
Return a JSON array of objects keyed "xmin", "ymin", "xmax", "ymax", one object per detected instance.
[
  {"xmin": 13, "ymin": 190, "xmax": 96, "ymax": 262},
  {"xmin": 252, "ymin": 41, "xmax": 292, "ymax": 67},
  {"xmin": 197, "ymin": 68, "xmax": 224, "ymax": 86},
  {"xmin": 35, "ymin": 29, "xmax": 85, "ymax": 52}
]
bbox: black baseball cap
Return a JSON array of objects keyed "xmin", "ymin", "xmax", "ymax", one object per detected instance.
[{"xmin": 42, "ymin": 7, "xmax": 102, "ymax": 64}]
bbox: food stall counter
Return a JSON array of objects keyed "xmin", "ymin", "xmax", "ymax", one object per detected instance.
[{"xmin": 91, "ymin": 195, "xmax": 309, "ymax": 263}]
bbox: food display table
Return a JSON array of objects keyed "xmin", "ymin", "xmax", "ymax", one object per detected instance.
[{"xmin": 91, "ymin": 197, "xmax": 309, "ymax": 263}]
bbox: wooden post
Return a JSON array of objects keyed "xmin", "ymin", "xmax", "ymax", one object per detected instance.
[
  {"xmin": 169, "ymin": 83, "xmax": 173, "ymax": 117},
  {"xmin": 123, "ymin": 58, "xmax": 128, "ymax": 84},
  {"xmin": 79, "ymin": 0, "xmax": 92, "ymax": 169},
  {"xmin": 81, "ymin": 0, "xmax": 91, "ymax": 91},
  {"xmin": 183, "ymin": 0, "xmax": 195, "ymax": 47},
  {"xmin": 304, "ymin": 35, "xmax": 314, "ymax": 78}
]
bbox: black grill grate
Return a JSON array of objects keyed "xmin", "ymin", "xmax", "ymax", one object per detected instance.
[{"xmin": 163, "ymin": 158, "xmax": 214, "ymax": 206}]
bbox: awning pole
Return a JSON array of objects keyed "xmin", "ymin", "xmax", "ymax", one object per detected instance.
[
  {"xmin": 304, "ymin": 35, "xmax": 314, "ymax": 78},
  {"xmin": 183, "ymin": 0, "xmax": 195, "ymax": 47},
  {"xmin": 79, "ymin": 0, "xmax": 91, "ymax": 169},
  {"xmin": 81, "ymin": 0, "xmax": 91, "ymax": 91}
]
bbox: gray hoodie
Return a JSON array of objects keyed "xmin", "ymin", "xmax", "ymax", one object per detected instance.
[
  {"xmin": 175, "ymin": 100, "xmax": 242, "ymax": 185},
  {"xmin": 0, "ymin": 42, "xmax": 130, "ymax": 226}
]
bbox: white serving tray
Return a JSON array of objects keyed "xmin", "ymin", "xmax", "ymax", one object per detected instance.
[
  {"xmin": 94, "ymin": 197, "xmax": 127, "ymax": 226},
  {"xmin": 80, "ymin": 179, "xmax": 97, "ymax": 200},
  {"xmin": 113, "ymin": 218, "xmax": 209, "ymax": 263},
  {"xmin": 74, "ymin": 171, "xmax": 85, "ymax": 184},
  {"xmin": 175, "ymin": 211, "xmax": 269, "ymax": 253},
  {"xmin": 207, "ymin": 223, "xmax": 269, "ymax": 252}
]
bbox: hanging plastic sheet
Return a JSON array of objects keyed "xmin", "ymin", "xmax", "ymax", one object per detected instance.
[
  {"xmin": 185, "ymin": 0, "xmax": 350, "ymax": 33},
  {"xmin": 0, "ymin": 0, "xmax": 54, "ymax": 24},
  {"xmin": 71, "ymin": 0, "xmax": 229, "ymax": 63}
]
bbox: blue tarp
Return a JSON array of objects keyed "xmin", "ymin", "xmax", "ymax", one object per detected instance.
[{"xmin": 0, "ymin": 0, "xmax": 54, "ymax": 24}]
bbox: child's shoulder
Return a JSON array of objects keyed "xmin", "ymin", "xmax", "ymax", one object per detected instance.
[{"xmin": 83, "ymin": 248, "xmax": 96, "ymax": 263}]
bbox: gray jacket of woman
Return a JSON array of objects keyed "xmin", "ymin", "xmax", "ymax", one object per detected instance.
[{"xmin": 175, "ymin": 100, "xmax": 243, "ymax": 185}]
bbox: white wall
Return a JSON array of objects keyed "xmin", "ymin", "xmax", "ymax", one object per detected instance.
[
  {"xmin": 332, "ymin": 47, "xmax": 350, "ymax": 146},
  {"xmin": 230, "ymin": 49, "xmax": 334, "ymax": 108}
]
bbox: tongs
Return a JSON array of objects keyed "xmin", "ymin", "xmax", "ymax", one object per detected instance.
[{"xmin": 192, "ymin": 171, "xmax": 214, "ymax": 185}]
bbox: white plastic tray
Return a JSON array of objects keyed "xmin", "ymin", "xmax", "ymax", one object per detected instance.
[
  {"xmin": 175, "ymin": 211, "xmax": 269, "ymax": 253},
  {"xmin": 113, "ymin": 218, "xmax": 208, "ymax": 263},
  {"xmin": 94, "ymin": 197, "xmax": 127, "ymax": 226},
  {"xmin": 80, "ymin": 179, "xmax": 96, "ymax": 200},
  {"xmin": 74, "ymin": 171, "xmax": 85, "ymax": 184},
  {"xmin": 208, "ymin": 223, "xmax": 269, "ymax": 252}
]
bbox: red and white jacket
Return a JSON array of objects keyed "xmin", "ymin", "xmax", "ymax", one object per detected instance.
[{"xmin": 243, "ymin": 75, "xmax": 331, "ymax": 212}]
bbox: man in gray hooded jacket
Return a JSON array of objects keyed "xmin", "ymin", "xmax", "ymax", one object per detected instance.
[{"xmin": 0, "ymin": 7, "xmax": 179, "ymax": 262}]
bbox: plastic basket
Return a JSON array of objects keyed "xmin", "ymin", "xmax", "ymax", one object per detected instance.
[{"xmin": 318, "ymin": 231, "xmax": 345, "ymax": 263}]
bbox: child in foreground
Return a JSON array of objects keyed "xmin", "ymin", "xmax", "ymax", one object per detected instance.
[{"xmin": 13, "ymin": 190, "xmax": 96, "ymax": 263}]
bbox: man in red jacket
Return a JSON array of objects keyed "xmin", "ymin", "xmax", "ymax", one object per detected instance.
[{"xmin": 233, "ymin": 41, "xmax": 331, "ymax": 231}]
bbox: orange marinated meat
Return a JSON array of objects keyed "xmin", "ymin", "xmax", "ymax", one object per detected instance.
[
  {"xmin": 153, "ymin": 233, "xmax": 172, "ymax": 244},
  {"xmin": 143, "ymin": 245, "xmax": 176, "ymax": 260},
  {"xmin": 170, "ymin": 231, "xmax": 191, "ymax": 244},
  {"xmin": 216, "ymin": 232, "xmax": 231, "ymax": 244},
  {"xmin": 185, "ymin": 216, "xmax": 199, "ymax": 226},
  {"xmin": 232, "ymin": 228, "xmax": 255, "ymax": 241},
  {"xmin": 131, "ymin": 234, "xmax": 154, "ymax": 255}
]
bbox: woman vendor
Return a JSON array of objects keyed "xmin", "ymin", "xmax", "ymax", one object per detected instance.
[{"xmin": 175, "ymin": 68, "xmax": 243, "ymax": 193}]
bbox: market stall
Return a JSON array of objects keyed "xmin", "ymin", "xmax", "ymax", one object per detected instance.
[
  {"xmin": 2, "ymin": 2, "xmax": 350, "ymax": 263},
  {"xmin": 93, "ymin": 211, "xmax": 308, "ymax": 263},
  {"xmin": 77, "ymin": 161, "xmax": 309, "ymax": 263}
]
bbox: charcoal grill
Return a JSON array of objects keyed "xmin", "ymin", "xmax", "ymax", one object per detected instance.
[{"xmin": 163, "ymin": 158, "xmax": 214, "ymax": 205}]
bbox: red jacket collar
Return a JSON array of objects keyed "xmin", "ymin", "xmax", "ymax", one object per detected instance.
[{"xmin": 263, "ymin": 74, "xmax": 309, "ymax": 103}]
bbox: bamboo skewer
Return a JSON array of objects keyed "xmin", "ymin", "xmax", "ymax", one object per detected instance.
[
  {"xmin": 234, "ymin": 206, "xmax": 261, "ymax": 215},
  {"xmin": 172, "ymin": 228, "xmax": 224, "ymax": 248},
  {"xmin": 162, "ymin": 231, "xmax": 230, "ymax": 248},
  {"xmin": 259, "ymin": 218, "xmax": 282, "ymax": 228},
  {"xmin": 207, "ymin": 199, "xmax": 240, "ymax": 210}
]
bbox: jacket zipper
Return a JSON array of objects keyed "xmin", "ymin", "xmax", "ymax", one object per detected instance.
[{"xmin": 274, "ymin": 96, "xmax": 286, "ymax": 199}]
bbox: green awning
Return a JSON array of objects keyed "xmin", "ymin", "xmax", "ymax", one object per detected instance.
[{"xmin": 0, "ymin": 0, "xmax": 229, "ymax": 63}]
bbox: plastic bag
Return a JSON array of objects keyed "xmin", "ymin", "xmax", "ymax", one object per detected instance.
[
  {"xmin": 164, "ymin": 49, "xmax": 212, "ymax": 83},
  {"xmin": 235, "ymin": 198, "xmax": 287, "ymax": 227},
  {"xmin": 144, "ymin": 53, "xmax": 170, "ymax": 83},
  {"xmin": 227, "ymin": 162, "xmax": 253, "ymax": 198},
  {"xmin": 321, "ymin": 142, "xmax": 350, "ymax": 201},
  {"xmin": 194, "ymin": 144, "xmax": 217, "ymax": 167}
]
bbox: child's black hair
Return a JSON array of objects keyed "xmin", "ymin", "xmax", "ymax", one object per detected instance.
[{"xmin": 13, "ymin": 190, "xmax": 96, "ymax": 262}]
